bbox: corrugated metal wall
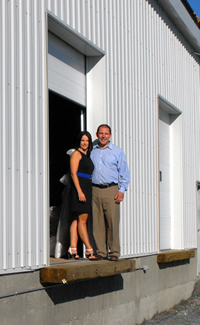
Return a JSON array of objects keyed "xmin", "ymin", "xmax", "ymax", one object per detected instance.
[
  {"xmin": 0, "ymin": 0, "xmax": 199, "ymax": 272},
  {"xmin": 0, "ymin": 0, "xmax": 48, "ymax": 272}
]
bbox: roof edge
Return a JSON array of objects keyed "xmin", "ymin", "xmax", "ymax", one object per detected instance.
[{"xmin": 157, "ymin": 0, "xmax": 200, "ymax": 55}]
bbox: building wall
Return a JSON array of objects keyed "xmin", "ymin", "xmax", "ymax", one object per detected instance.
[
  {"xmin": 0, "ymin": 0, "xmax": 199, "ymax": 273},
  {"xmin": 0, "ymin": 0, "xmax": 48, "ymax": 273}
]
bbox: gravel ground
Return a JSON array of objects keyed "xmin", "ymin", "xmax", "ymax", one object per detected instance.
[{"xmin": 141, "ymin": 277, "xmax": 200, "ymax": 324}]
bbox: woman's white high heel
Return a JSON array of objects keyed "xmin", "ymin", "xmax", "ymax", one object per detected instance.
[
  {"xmin": 85, "ymin": 248, "xmax": 98, "ymax": 260},
  {"xmin": 68, "ymin": 247, "xmax": 80, "ymax": 259}
]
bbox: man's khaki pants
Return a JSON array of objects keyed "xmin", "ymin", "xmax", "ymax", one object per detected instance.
[{"xmin": 92, "ymin": 185, "xmax": 120, "ymax": 258}]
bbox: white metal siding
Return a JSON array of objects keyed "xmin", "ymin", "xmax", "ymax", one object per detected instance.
[
  {"xmin": 0, "ymin": 0, "xmax": 199, "ymax": 272},
  {"xmin": 0, "ymin": 0, "xmax": 48, "ymax": 272}
]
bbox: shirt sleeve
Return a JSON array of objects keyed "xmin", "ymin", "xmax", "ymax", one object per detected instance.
[{"xmin": 117, "ymin": 150, "xmax": 130, "ymax": 193}]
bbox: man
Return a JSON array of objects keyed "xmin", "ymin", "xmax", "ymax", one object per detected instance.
[{"xmin": 91, "ymin": 124, "xmax": 129, "ymax": 261}]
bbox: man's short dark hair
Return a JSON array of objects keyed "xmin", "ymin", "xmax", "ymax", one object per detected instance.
[{"xmin": 97, "ymin": 124, "xmax": 112, "ymax": 134}]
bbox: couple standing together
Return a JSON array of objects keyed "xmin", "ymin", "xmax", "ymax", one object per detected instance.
[{"xmin": 68, "ymin": 124, "xmax": 130, "ymax": 261}]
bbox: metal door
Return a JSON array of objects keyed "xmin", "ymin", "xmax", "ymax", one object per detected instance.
[
  {"xmin": 159, "ymin": 109, "xmax": 171, "ymax": 250},
  {"xmin": 48, "ymin": 31, "xmax": 86, "ymax": 106}
]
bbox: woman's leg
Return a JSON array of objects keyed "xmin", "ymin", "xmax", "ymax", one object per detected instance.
[
  {"xmin": 69, "ymin": 219, "xmax": 78, "ymax": 249},
  {"xmin": 78, "ymin": 213, "xmax": 92, "ymax": 249}
]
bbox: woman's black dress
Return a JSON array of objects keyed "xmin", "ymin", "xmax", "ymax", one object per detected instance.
[{"xmin": 71, "ymin": 150, "xmax": 94, "ymax": 213}]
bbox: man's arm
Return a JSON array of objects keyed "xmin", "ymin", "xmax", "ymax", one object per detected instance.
[{"xmin": 116, "ymin": 149, "xmax": 130, "ymax": 202}]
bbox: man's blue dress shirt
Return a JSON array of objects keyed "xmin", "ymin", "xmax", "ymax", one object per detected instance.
[{"xmin": 90, "ymin": 142, "xmax": 130, "ymax": 194}]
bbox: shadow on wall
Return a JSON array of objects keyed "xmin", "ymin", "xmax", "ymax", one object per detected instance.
[
  {"xmin": 45, "ymin": 274, "xmax": 123, "ymax": 305},
  {"xmin": 158, "ymin": 259, "xmax": 190, "ymax": 270}
]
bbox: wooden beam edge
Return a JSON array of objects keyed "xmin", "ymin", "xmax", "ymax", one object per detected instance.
[
  {"xmin": 157, "ymin": 249, "xmax": 195, "ymax": 263},
  {"xmin": 40, "ymin": 259, "xmax": 136, "ymax": 284}
]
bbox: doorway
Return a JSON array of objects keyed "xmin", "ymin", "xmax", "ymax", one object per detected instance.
[
  {"xmin": 49, "ymin": 90, "xmax": 85, "ymax": 207},
  {"xmin": 159, "ymin": 109, "xmax": 171, "ymax": 250},
  {"xmin": 49, "ymin": 90, "xmax": 86, "ymax": 258},
  {"xmin": 158, "ymin": 96, "xmax": 182, "ymax": 251}
]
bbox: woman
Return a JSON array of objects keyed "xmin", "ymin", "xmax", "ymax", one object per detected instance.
[{"xmin": 68, "ymin": 131, "xmax": 97, "ymax": 260}]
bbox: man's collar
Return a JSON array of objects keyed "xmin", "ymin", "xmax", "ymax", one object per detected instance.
[{"xmin": 94, "ymin": 141, "xmax": 112, "ymax": 150}]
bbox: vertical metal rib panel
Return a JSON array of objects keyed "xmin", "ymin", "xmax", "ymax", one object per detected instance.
[
  {"xmin": 0, "ymin": 0, "xmax": 48, "ymax": 273},
  {"xmin": 1, "ymin": 0, "xmax": 6, "ymax": 270},
  {"xmin": 0, "ymin": 0, "xmax": 199, "ymax": 272}
]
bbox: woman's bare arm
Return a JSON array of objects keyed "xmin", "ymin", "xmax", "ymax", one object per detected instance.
[{"xmin": 70, "ymin": 151, "xmax": 86, "ymax": 202}]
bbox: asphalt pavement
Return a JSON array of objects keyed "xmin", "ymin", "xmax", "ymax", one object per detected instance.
[{"xmin": 141, "ymin": 277, "xmax": 200, "ymax": 324}]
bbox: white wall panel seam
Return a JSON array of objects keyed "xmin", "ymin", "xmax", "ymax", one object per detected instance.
[
  {"xmin": 143, "ymin": 0, "xmax": 148, "ymax": 254},
  {"xmin": 120, "ymin": 0, "xmax": 126, "ymax": 253},
  {"xmin": 19, "ymin": 0, "xmax": 24, "ymax": 268},
  {"xmin": 6, "ymin": 0, "xmax": 11, "ymax": 269},
  {"xmin": 145, "ymin": 0, "xmax": 150, "ymax": 252},
  {"xmin": 124, "ymin": 0, "xmax": 130, "ymax": 255},
  {"xmin": 2, "ymin": 0, "xmax": 7, "ymax": 270},
  {"xmin": 11, "ymin": 0, "xmax": 15, "ymax": 269},
  {"xmin": 15, "ymin": 0, "xmax": 20, "ymax": 268},
  {"xmin": 130, "ymin": 0, "xmax": 137, "ymax": 255},
  {"xmin": 33, "ymin": 0, "xmax": 39, "ymax": 265},
  {"xmin": 151, "ymin": 2, "xmax": 156, "ymax": 252},
  {"xmin": 139, "ymin": 0, "xmax": 143, "ymax": 254},
  {"xmin": 26, "ymin": 0, "xmax": 31, "ymax": 266},
  {"xmin": 135, "ymin": 0, "xmax": 140, "ymax": 255},
  {"xmin": 126, "ymin": 0, "xmax": 132, "ymax": 255},
  {"xmin": 148, "ymin": 2, "xmax": 155, "ymax": 251},
  {"xmin": 0, "ymin": 2, "xmax": 2, "ymax": 269},
  {"xmin": 154, "ymin": 8, "xmax": 159, "ymax": 253},
  {"xmin": 42, "ymin": 6, "xmax": 48, "ymax": 266},
  {"xmin": 147, "ymin": 2, "xmax": 152, "ymax": 251}
]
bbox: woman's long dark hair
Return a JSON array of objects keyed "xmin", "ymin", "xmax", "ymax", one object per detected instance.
[{"xmin": 75, "ymin": 131, "xmax": 93, "ymax": 155}]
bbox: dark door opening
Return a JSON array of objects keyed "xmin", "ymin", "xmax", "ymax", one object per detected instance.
[{"xmin": 49, "ymin": 90, "xmax": 86, "ymax": 207}]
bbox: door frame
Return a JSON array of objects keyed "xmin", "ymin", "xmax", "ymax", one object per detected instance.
[{"xmin": 158, "ymin": 95, "xmax": 183, "ymax": 251}]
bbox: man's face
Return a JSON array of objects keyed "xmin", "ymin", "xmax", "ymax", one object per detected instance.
[{"xmin": 96, "ymin": 126, "xmax": 112, "ymax": 148}]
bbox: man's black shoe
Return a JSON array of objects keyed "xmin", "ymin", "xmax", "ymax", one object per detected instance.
[
  {"xmin": 96, "ymin": 255, "xmax": 105, "ymax": 260},
  {"xmin": 109, "ymin": 255, "xmax": 119, "ymax": 261}
]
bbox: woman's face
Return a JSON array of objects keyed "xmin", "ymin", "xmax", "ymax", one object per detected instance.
[{"xmin": 80, "ymin": 134, "xmax": 89, "ymax": 151}]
